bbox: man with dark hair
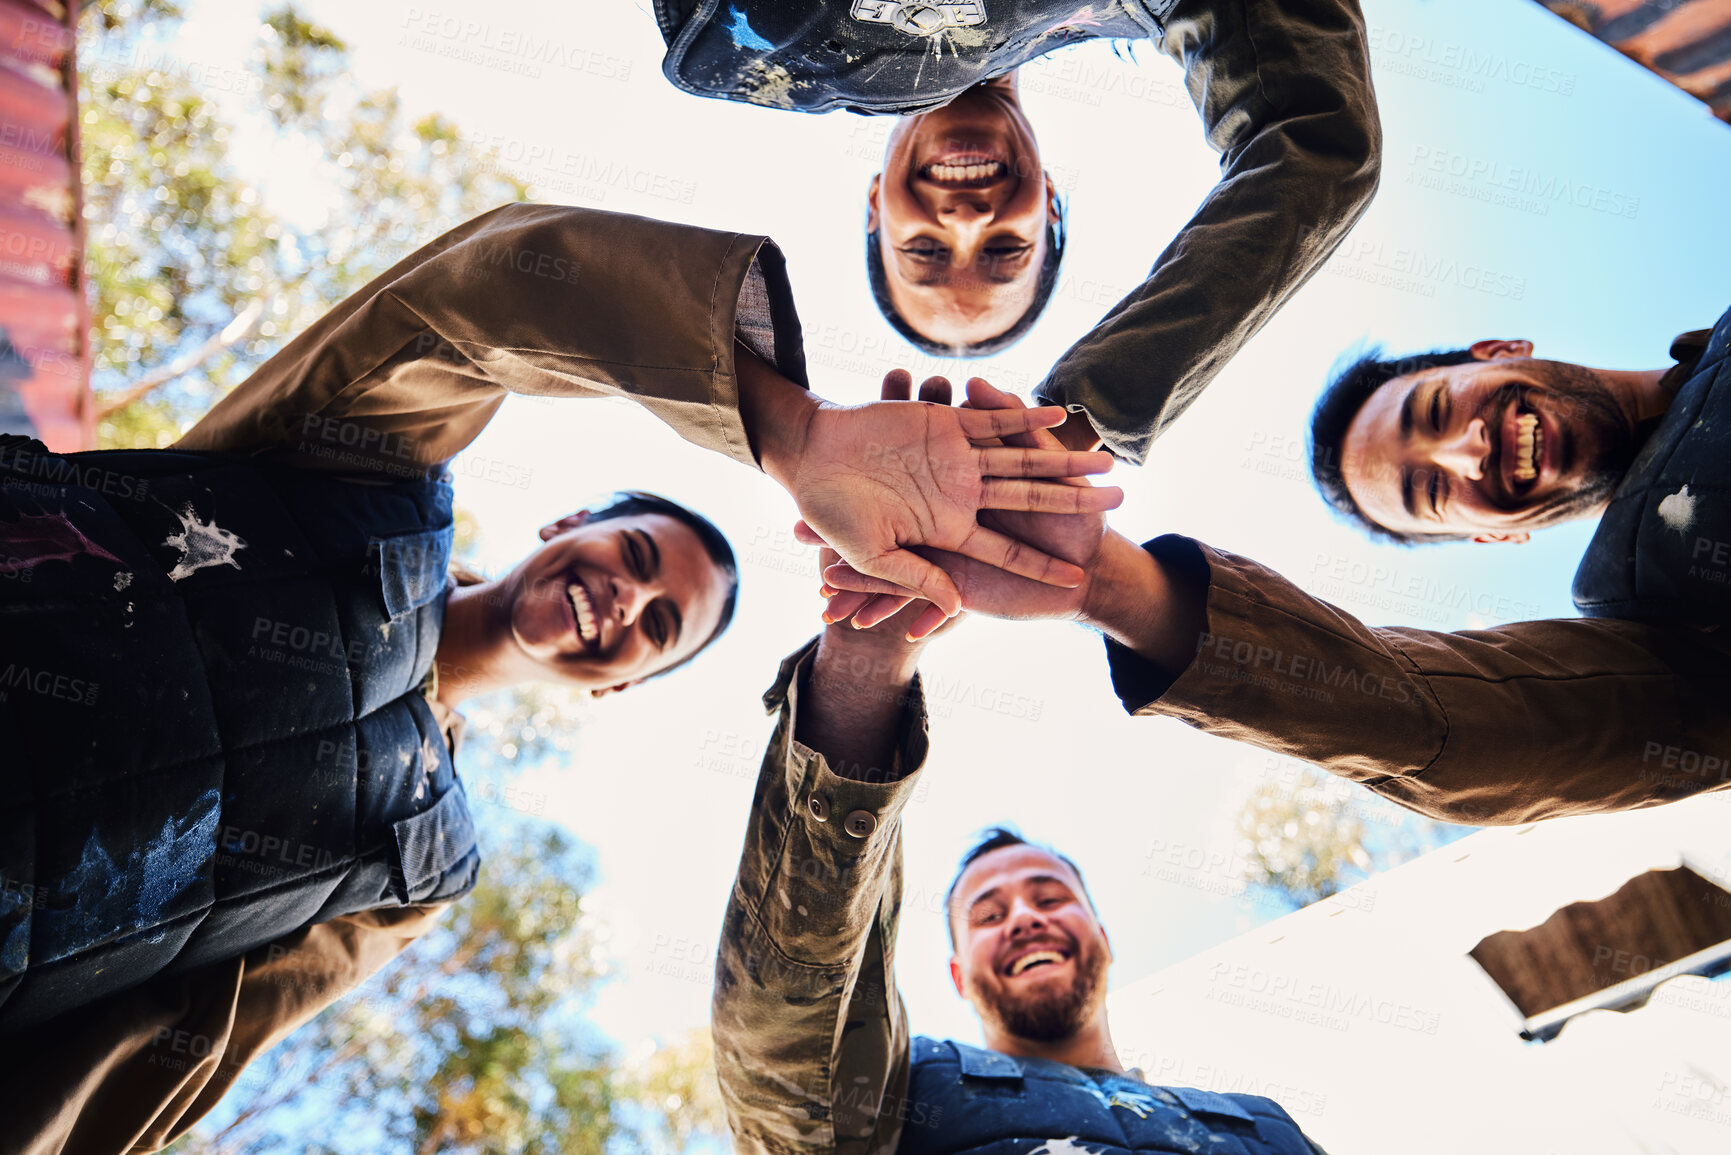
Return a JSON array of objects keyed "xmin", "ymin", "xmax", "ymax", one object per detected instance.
[
  {"xmin": 818, "ymin": 353, "xmax": 1731, "ymax": 827},
  {"xmin": 0, "ymin": 205, "xmax": 1116, "ymax": 1153},
  {"xmin": 712, "ymin": 377, "xmax": 1327, "ymax": 1155},
  {"xmin": 652, "ymin": 0, "xmax": 1379, "ymax": 454},
  {"xmin": 1307, "ymin": 347, "xmax": 1476, "ymax": 543}
]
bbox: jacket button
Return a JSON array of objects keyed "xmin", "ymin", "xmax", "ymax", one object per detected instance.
[
  {"xmin": 808, "ymin": 794, "xmax": 830, "ymax": 822},
  {"xmin": 843, "ymin": 810, "xmax": 877, "ymax": 838}
]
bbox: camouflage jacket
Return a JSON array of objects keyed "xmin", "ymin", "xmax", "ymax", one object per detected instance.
[
  {"xmin": 712, "ymin": 636, "xmax": 930, "ymax": 1154},
  {"xmin": 710, "ymin": 641, "xmax": 1332, "ymax": 1155}
]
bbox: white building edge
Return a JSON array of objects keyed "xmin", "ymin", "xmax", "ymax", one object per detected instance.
[{"xmin": 1106, "ymin": 793, "xmax": 1731, "ymax": 1155}]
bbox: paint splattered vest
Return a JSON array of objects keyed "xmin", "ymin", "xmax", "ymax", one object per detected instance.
[
  {"xmin": 1573, "ymin": 306, "xmax": 1731, "ymax": 627},
  {"xmin": 0, "ymin": 441, "xmax": 480, "ymax": 1034},
  {"xmin": 655, "ymin": 0, "xmax": 1169, "ymax": 114},
  {"xmin": 895, "ymin": 1039, "xmax": 1319, "ymax": 1155}
]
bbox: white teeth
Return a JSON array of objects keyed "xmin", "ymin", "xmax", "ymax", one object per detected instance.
[
  {"xmin": 928, "ymin": 161, "xmax": 1005, "ymax": 183},
  {"xmin": 1514, "ymin": 412, "xmax": 1539, "ymax": 483},
  {"xmin": 567, "ymin": 581, "xmax": 598, "ymax": 646},
  {"xmin": 1010, "ymin": 950, "xmax": 1065, "ymax": 976}
]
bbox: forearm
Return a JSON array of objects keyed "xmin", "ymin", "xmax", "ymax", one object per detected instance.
[
  {"xmin": 1110, "ymin": 538, "xmax": 1731, "ymax": 825},
  {"xmin": 735, "ymin": 339, "xmax": 819, "ymax": 487},
  {"xmin": 713, "ymin": 639, "xmax": 926, "ymax": 1153},
  {"xmin": 797, "ymin": 624, "xmax": 925, "ymax": 778},
  {"xmin": 179, "ymin": 203, "xmax": 799, "ymax": 473},
  {"xmin": 1080, "ymin": 530, "xmax": 1208, "ymax": 675},
  {"xmin": 1035, "ymin": 0, "xmax": 1379, "ymax": 463}
]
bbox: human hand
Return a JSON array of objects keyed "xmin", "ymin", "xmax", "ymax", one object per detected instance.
[
  {"xmin": 815, "ymin": 376, "xmax": 1113, "ymax": 639},
  {"xmin": 768, "ymin": 369, "xmax": 1120, "ymax": 618}
]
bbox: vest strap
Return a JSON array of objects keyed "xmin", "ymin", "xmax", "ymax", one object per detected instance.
[
  {"xmin": 1168, "ymin": 1086, "xmax": 1255, "ymax": 1123},
  {"xmin": 392, "ymin": 783, "xmax": 478, "ymax": 902},
  {"xmin": 954, "ymin": 1041, "xmax": 1024, "ymax": 1081},
  {"xmin": 371, "ymin": 527, "xmax": 453, "ymax": 618}
]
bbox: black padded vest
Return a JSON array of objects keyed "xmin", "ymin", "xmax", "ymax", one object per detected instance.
[
  {"xmin": 895, "ymin": 1038, "xmax": 1319, "ymax": 1154},
  {"xmin": 1573, "ymin": 308, "xmax": 1731, "ymax": 627},
  {"xmin": 0, "ymin": 441, "xmax": 479, "ymax": 1033}
]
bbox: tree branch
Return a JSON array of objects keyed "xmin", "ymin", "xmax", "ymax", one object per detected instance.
[{"xmin": 93, "ymin": 297, "xmax": 267, "ymax": 420}]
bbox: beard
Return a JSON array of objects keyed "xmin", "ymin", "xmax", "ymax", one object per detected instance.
[
  {"xmin": 974, "ymin": 946, "xmax": 1106, "ymax": 1043},
  {"xmin": 1493, "ymin": 365, "xmax": 1640, "ymax": 527}
]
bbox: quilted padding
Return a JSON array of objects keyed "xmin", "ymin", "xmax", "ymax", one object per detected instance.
[
  {"xmin": 0, "ymin": 442, "xmax": 479, "ymax": 1034},
  {"xmin": 896, "ymin": 1038, "xmax": 1319, "ymax": 1155},
  {"xmin": 1574, "ymin": 309, "xmax": 1731, "ymax": 627}
]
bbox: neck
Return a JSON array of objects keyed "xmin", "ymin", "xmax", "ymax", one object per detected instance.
[
  {"xmin": 1608, "ymin": 366, "xmax": 1674, "ymax": 426},
  {"xmin": 434, "ymin": 581, "xmax": 521, "ymax": 708},
  {"xmin": 983, "ymin": 1010, "xmax": 1123, "ymax": 1074}
]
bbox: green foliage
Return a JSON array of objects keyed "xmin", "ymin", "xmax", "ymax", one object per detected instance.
[
  {"xmin": 1234, "ymin": 764, "xmax": 1465, "ymax": 910},
  {"xmin": 613, "ymin": 1030, "xmax": 731, "ymax": 1152},
  {"xmin": 78, "ymin": 1, "xmax": 528, "ymax": 448},
  {"xmin": 170, "ymin": 826, "xmax": 620, "ymax": 1155}
]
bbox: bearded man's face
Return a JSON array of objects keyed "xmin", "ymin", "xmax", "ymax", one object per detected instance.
[{"xmin": 949, "ymin": 845, "xmax": 1112, "ymax": 1043}]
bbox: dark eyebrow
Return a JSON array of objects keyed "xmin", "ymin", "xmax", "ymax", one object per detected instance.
[
  {"xmin": 1399, "ymin": 380, "xmax": 1421, "ymax": 440},
  {"xmin": 637, "ymin": 529, "xmax": 661, "ymax": 576},
  {"xmin": 966, "ymin": 874, "xmax": 1073, "ymax": 914},
  {"xmin": 665, "ymin": 600, "xmax": 683, "ymax": 649},
  {"xmin": 1401, "ymin": 465, "xmax": 1419, "ymax": 520},
  {"xmin": 893, "ymin": 252, "xmax": 1029, "ymax": 289}
]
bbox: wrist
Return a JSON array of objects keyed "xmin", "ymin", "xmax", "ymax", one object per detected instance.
[
  {"xmin": 734, "ymin": 341, "xmax": 817, "ymax": 486},
  {"xmin": 1079, "ymin": 531, "xmax": 1158, "ymax": 639},
  {"xmin": 1080, "ymin": 533, "xmax": 1207, "ymax": 675},
  {"xmin": 817, "ymin": 620, "xmax": 924, "ymax": 688}
]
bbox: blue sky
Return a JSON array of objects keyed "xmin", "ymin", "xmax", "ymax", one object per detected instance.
[{"xmin": 157, "ymin": 0, "xmax": 1731, "ymax": 1060}]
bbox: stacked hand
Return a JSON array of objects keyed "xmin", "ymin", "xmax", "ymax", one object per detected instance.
[
  {"xmin": 757, "ymin": 362, "xmax": 1121, "ymax": 619},
  {"xmin": 812, "ymin": 373, "xmax": 1115, "ymax": 640}
]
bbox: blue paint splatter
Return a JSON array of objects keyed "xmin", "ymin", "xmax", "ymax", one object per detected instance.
[
  {"xmin": 1, "ymin": 919, "xmax": 27, "ymax": 974},
  {"xmin": 133, "ymin": 788, "xmax": 220, "ymax": 931},
  {"xmin": 35, "ymin": 788, "xmax": 220, "ymax": 961},
  {"xmin": 726, "ymin": 8, "xmax": 775, "ymax": 53}
]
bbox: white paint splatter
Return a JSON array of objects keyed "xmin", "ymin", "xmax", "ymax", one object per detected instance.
[
  {"xmin": 1657, "ymin": 485, "xmax": 1695, "ymax": 534},
  {"xmin": 163, "ymin": 503, "xmax": 247, "ymax": 581},
  {"xmin": 1029, "ymin": 1138, "xmax": 1101, "ymax": 1155},
  {"xmin": 113, "ymin": 571, "xmax": 132, "ymax": 590}
]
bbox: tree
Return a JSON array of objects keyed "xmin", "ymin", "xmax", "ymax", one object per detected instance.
[
  {"xmin": 170, "ymin": 822, "xmax": 620, "ymax": 1155},
  {"xmin": 1234, "ymin": 763, "xmax": 1467, "ymax": 911},
  {"xmin": 79, "ymin": 1, "xmax": 527, "ymax": 448},
  {"xmin": 613, "ymin": 1029, "xmax": 731, "ymax": 1153}
]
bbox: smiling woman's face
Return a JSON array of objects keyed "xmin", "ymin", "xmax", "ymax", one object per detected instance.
[
  {"xmin": 498, "ymin": 511, "xmax": 732, "ymax": 695},
  {"xmin": 868, "ymin": 80, "xmax": 1056, "ymax": 348}
]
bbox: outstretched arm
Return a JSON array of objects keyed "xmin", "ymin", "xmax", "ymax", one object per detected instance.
[
  {"xmin": 1035, "ymin": 0, "xmax": 1380, "ymax": 461},
  {"xmin": 1092, "ymin": 536, "xmax": 1731, "ymax": 826},
  {"xmin": 713, "ymin": 601, "xmax": 945, "ymax": 1154},
  {"xmin": 826, "ymin": 524, "xmax": 1731, "ymax": 825},
  {"xmin": 177, "ymin": 202, "xmax": 794, "ymax": 475},
  {"xmin": 179, "ymin": 201, "xmax": 1119, "ymax": 613}
]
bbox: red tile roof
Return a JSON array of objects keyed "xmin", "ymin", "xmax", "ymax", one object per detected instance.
[
  {"xmin": 1541, "ymin": 0, "xmax": 1731, "ymax": 120},
  {"xmin": 0, "ymin": 0, "xmax": 89, "ymax": 451}
]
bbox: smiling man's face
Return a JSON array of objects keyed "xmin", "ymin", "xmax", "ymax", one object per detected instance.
[
  {"xmin": 1340, "ymin": 341, "xmax": 1640, "ymax": 542},
  {"xmin": 948, "ymin": 844, "xmax": 1111, "ymax": 1042},
  {"xmin": 868, "ymin": 80, "xmax": 1056, "ymax": 348},
  {"xmin": 498, "ymin": 511, "xmax": 731, "ymax": 696}
]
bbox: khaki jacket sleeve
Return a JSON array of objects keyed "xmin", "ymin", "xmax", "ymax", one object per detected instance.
[
  {"xmin": 0, "ymin": 904, "xmax": 447, "ymax": 1155},
  {"xmin": 1035, "ymin": 0, "xmax": 1380, "ymax": 464},
  {"xmin": 175, "ymin": 202, "xmax": 807, "ymax": 475},
  {"xmin": 1106, "ymin": 537, "xmax": 1731, "ymax": 826},
  {"xmin": 712, "ymin": 638, "xmax": 931, "ymax": 1155}
]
